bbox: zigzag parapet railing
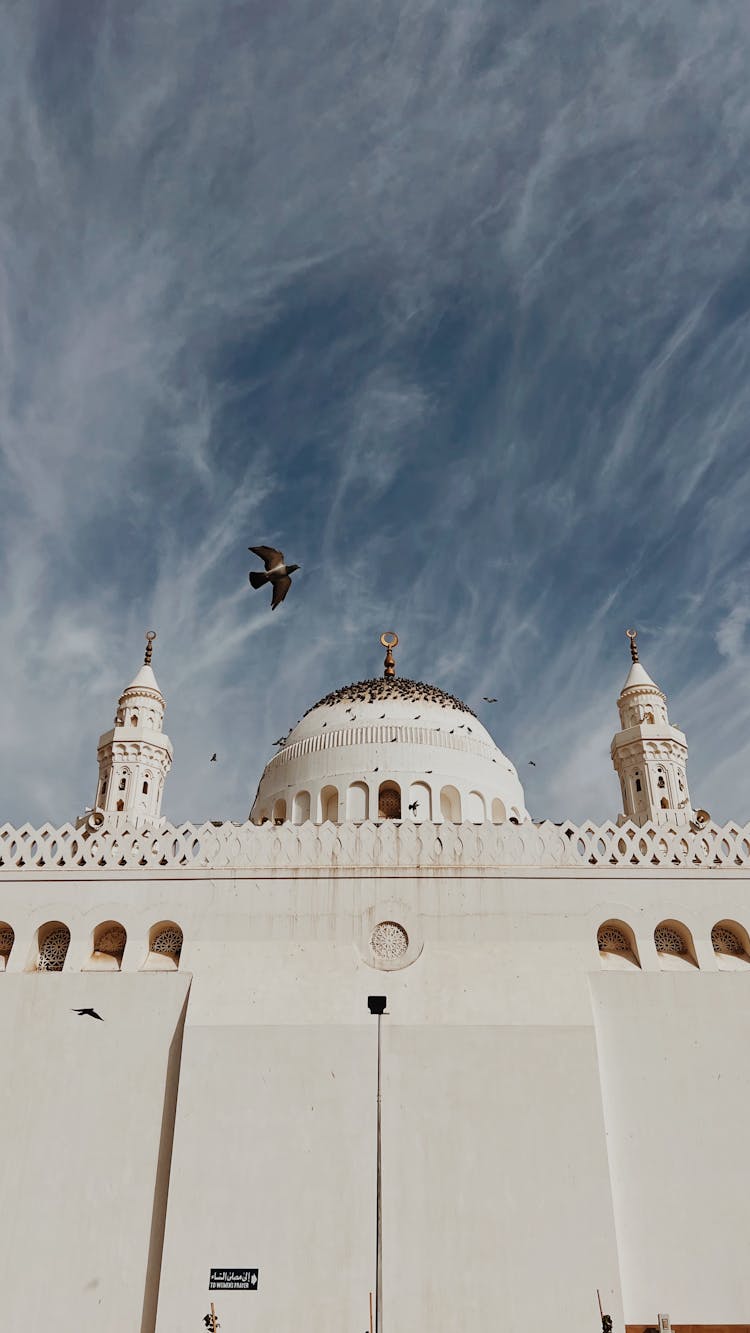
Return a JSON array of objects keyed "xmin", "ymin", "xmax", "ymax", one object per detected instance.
[{"xmin": 1, "ymin": 818, "xmax": 750, "ymax": 872}]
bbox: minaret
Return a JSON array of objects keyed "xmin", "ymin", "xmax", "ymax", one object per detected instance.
[
  {"xmin": 610, "ymin": 629, "xmax": 692, "ymax": 827},
  {"xmin": 83, "ymin": 631, "xmax": 173, "ymax": 827}
]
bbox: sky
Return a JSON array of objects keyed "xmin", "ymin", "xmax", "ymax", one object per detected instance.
[{"xmin": 3, "ymin": 0, "xmax": 750, "ymax": 829}]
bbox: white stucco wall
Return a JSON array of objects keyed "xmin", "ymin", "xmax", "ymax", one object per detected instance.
[
  {"xmin": 592, "ymin": 972, "xmax": 750, "ymax": 1325},
  {"xmin": 0, "ymin": 973, "xmax": 189, "ymax": 1333},
  {"xmin": 2, "ymin": 827, "xmax": 750, "ymax": 1331}
]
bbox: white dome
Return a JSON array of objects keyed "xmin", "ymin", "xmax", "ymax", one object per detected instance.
[{"xmin": 250, "ymin": 675, "xmax": 528, "ymax": 826}]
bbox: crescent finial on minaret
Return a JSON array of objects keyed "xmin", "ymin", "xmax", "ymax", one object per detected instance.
[
  {"xmin": 626, "ymin": 628, "xmax": 638, "ymax": 663},
  {"xmin": 144, "ymin": 630, "xmax": 157, "ymax": 666}
]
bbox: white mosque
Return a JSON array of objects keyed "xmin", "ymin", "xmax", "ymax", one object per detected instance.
[{"xmin": 1, "ymin": 628, "xmax": 749, "ymax": 1333}]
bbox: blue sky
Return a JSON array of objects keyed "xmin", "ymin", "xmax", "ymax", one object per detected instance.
[{"xmin": 3, "ymin": 0, "xmax": 750, "ymax": 828}]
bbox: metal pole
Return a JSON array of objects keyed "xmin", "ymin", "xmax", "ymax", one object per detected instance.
[
  {"xmin": 210, "ymin": 1300, "xmax": 217, "ymax": 1333},
  {"xmin": 375, "ymin": 1010, "xmax": 383, "ymax": 1333}
]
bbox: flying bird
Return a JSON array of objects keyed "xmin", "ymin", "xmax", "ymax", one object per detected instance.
[
  {"xmin": 528, "ymin": 760, "xmax": 536, "ymax": 766},
  {"xmin": 248, "ymin": 545, "xmax": 300, "ymax": 610},
  {"xmin": 210, "ymin": 753, "xmax": 217, "ymax": 762},
  {"xmin": 72, "ymin": 1007, "xmax": 103, "ymax": 1021},
  {"xmin": 483, "ymin": 697, "xmax": 498, "ymax": 703},
  {"xmin": 273, "ymin": 736, "xmax": 287, "ymax": 747},
  {"xmin": 408, "ymin": 800, "xmax": 419, "ymax": 812}
]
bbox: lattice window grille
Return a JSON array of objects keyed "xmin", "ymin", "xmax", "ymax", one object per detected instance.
[
  {"xmin": 597, "ymin": 925, "xmax": 631, "ymax": 954},
  {"xmin": 38, "ymin": 926, "xmax": 71, "ymax": 971},
  {"xmin": 0, "ymin": 926, "xmax": 14, "ymax": 957},
  {"xmin": 711, "ymin": 925, "xmax": 743, "ymax": 956},
  {"xmin": 371, "ymin": 921, "xmax": 408, "ymax": 960},
  {"xmin": 95, "ymin": 926, "xmax": 127, "ymax": 958},
  {"xmin": 378, "ymin": 789, "xmax": 401, "ymax": 820},
  {"xmin": 151, "ymin": 926, "xmax": 183, "ymax": 958},
  {"xmin": 654, "ymin": 925, "xmax": 685, "ymax": 955}
]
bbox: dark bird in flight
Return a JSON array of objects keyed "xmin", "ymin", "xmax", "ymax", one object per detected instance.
[
  {"xmin": 483, "ymin": 696, "xmax": 498, "ymax": 703},
  {"xmin": 273, "ymin": 737, "xmax": 287, "ymax": 747},
  {"xmin": 72, "ymin": 1007, "xmax": 103, "ymax": 1021},
  {"xmin": 210, "ymin": 753, "xmax": 217, "ymax": 762},
  {"xmin": 408, "ymin": 800, "xmax": 419, "ymax": 812},
  {"xmin": 528, "ymin": 759, "xmax": 536, "ymax": 766},
  {"xmin": 248, "ymin": 545, "xmax": 300, "ymax": 610}
]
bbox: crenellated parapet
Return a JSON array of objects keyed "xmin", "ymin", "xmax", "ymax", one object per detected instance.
[{"xmin": 2, "ymin": 816, "xmax": 750, "ymax": 874}]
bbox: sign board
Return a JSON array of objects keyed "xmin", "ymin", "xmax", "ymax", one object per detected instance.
[{"xmin": 209, "ymin": 1268, "xmax": 259, "ymax": 1291}]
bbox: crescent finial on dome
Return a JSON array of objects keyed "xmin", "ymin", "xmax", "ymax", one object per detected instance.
[{"xmin": 380, "ymin": 631, "xmax": 398, "ymax": 679}]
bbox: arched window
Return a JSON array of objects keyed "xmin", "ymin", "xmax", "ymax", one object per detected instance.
[
  {"xmin": 467, "ymin": 791, "xmax": 486, "ymax": 823},
  {"xmin": 116, "ymin": 799, "xmax": 124, "ymax": 811},
  {"xmin": 491, "ymin": 798, "xmax": 506, "ymax": 824},
  {"xmin": 378, "ymin": 782, "xmax": 401, "ymax": 820},
  {"xmin": 0, "ymin": 923, "xmax": 14, "ymax": 971},
  {"xmin": 711, "ymin": 920, "xmax": 750, "ymax": 968},
  {"xmin": 597, "ymin": 919, "xmax": 640, "ymax": 968},
  {"xmin": 407, "ymin": 781, "xmax": 431, "ymax": 821},
  {"xmin": 89, "ymin": 921, "xmax": 127, "ymax": 971},
  {"xmin": 440, "ymin": 785, "xmax": 461, "ymax": 822},
  {"xmin": 272, "ymin": 798, "xmax": 287, "ymax": 824},
  {"xmin": 654, "ymin": 919, "xmax": 697, "ymax": 968},
  {"xmin": 320, "ymin": 786, "xmax": 339, "ymax": 822},
  {"xmin": 144, "ymin": 922, "xmax": 183, "ymax": 970},
  {"xmin": 142, "ymin": 779, "xmax": 149, "ymax": 795},
  {"xmin": 130, "ymin": 713, "xmax": 138, "ymax": 726},
  {"xmin": 346, "ymin": 782, "xmax": 369, "ymax": 822},
  {"xmin": 292, "ymin": 790, "xmax": 312, "ymax": 824},
  {"xmin": 37, "ymin": 922, "xmax": 71, "ymax": 972},
  {"xmin": 118, "ymin": 776, "xmax": 127, "ymax": 791}
]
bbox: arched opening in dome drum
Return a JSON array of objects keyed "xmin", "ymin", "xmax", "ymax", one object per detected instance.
[
  {"xmin": 467, "ymin": 791, "xmax": 486, "ymax": 823},
  {"xmin": 491, "ymin": 798, "xmax": 506, "ymax": 824},
  {"xmin": 408, "ymin": 781, "xmax": 431, "ymax": 820},
  {"xmin": 272, "ymin": 798, "xmax": 287, "ymax": 823},
  {"xmin": 440, "ymin": 785, "xmax": 461, "ymax": 822},
  {"xmin": 320, "ymin": 786, "xmax": 339, "ymax": 822},
  {"xmin": 292, "ymin": 790, "xmax": 311, "ymax": 824},
  {"xmin": 346, "ymin": 782, "xmax": 369, "ymax": 821},
  {"xmin": 378, "ymin": 781, "xmax": 401, "ymax": 820}
]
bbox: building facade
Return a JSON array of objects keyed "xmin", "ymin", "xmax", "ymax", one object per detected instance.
[{"xmin": 1, "ymin": 632, "xmax": 749, "ymax": 1333}]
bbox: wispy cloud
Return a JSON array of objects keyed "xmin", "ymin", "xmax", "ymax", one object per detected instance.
[{"xmin": 2, "ymin": 1, "xmax": 750, "ymax": 826}]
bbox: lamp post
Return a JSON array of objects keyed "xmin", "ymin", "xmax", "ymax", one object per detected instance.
[{"xmin": 368, "ymin": 996, "xmax": 387, "ymax": 1333}]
